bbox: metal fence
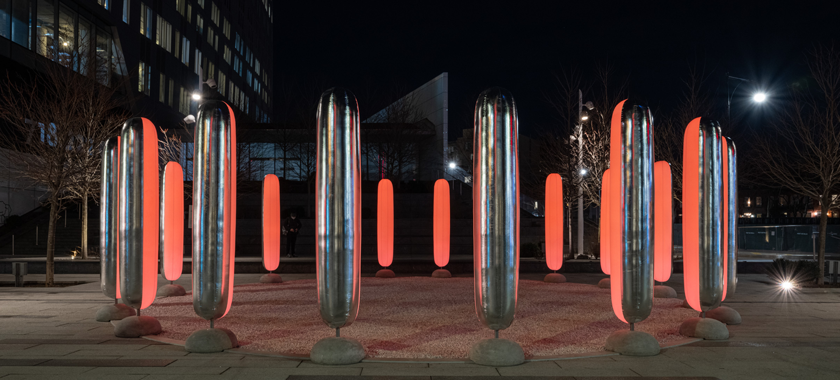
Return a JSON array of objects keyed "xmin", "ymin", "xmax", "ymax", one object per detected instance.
[{"xmin": 674, "ymin": 224, "xmax": 840, "ymax": 258}]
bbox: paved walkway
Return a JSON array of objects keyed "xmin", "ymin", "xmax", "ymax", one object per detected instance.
[{"xmin": 0, "ymin": 272, "xmax": 837, "ymax": 379}]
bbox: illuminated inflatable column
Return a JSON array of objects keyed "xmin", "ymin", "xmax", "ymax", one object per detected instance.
[
  {"xmin": 114, "ymin": 118, "xmax": 162, "ymax": 338},
  {"xmin": 157, "ymin": 162, "xmax": 187, "ymax": 297},
  {"xmin": 376, "ymin": 179, "xmax": 396, "ymax": 278},
  {"xmin": 706, "ymin": 137, "xmax": 742, "ymax": 325},
  {"xmin": 432, "ymin": 179, "xmax": 452, "ymax": 278},
  {"xmin": 185, "ymin": 101, "xmax": 240, "ymax": 353},
  {"xmin": 260, "ymin": 174, "xmax": 283, "ymax": 283},
  {"xmin": 597, "ymin": 169, "xmax": 612, "ymax": 289},
  {"xmin": 544, "ymin": 174, "xmax": 565, "ymax": 283},
  {"xmin": 95, "ymin": 136, "xmax": 135, "ymax": 322},
  {"xmin": 309, "ymin": 88, "xmax": 366, "ymax": 365},
  {"xmin": 603, "ymin": 101, "xmax": 660, "ymax": 356},
  {"xmin": 653, "ymin": 161, "xmax": 677, "ymax": 298},
  {"xmin": 679, "ymin": 118, "xmax": 730, "ymax": 340},
  {"xmin": 469, "ymin": 87, "xmax": 525, "ymax": 367}
]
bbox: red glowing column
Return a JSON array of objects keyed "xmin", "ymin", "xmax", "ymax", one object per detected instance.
[
  {"xmin": 262, "ymin": 174, "xmax": 281, "ymax": 272},
  {"xmin": 377, "ymin": 179, "xmax": 394, "ymax": 268},
  {"xmin": 545, "ymin": 174, "xmax": 564, "ymax": 270},
  {"xmin": 223, "ymin": 103, "xmax": 237, "ymax": 318},
  {"xmin": 600, "ymin": 169, "xmax": 612, "ymax": 275},
  {"xmin": 433, "ymin": 179, "xmax": 450, "ymax": 268},
  {"xmin": 654, "ymin": 161, "xmax": 673, "ymax": 282},
  {"xmin": 609, "ymin": 100, "xmax": 626, "ymax": 322},
  {"xmin": 161, "ymin": 162, "xmax": 184, "ymax": 282}
]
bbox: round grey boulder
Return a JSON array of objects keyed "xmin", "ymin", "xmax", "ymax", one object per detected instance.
[
  {"xmin": 375, "ymin": 269, "xmax": 396, "ymax": 278},
  {"xmin": 469, "ymin": 338, "xmax": 525, "ymax": 366},
  {"xmin": 598, "ymin": 278, "xmax": 611, "ymax": 288},
  {"xmin": 605, "ymin": 330, "xmax": 661, "ymax": 356},
  {"xmin": 156, "ymin": 284, "xmax": 187, "ymax": 298},
  {"xmin": 432, "ymin": 269, "xmax": 452, "ymax": 278},
  {"xmin": 185, "ymin": 328, "xmax": 238, "ymax": 353},
  {"xmin": 310, "ymin": 337, "xmax": 366, "ymax": 365},
  {"xmin": 680, "ymin": 317, "xmax": 729, "ymax": 340},
  {"xmin": 653, "ymin": 285, "xmax": 678, "ymax": 298},
  {"xmin": 706, "ymin": 306, "xmax": 742, "ymax": 325},
  {"xmin": 260, "ymin": 273, "xmax": 283, "ymax": 283},
  {"xmin": 95, "ymin": 303, "xmax": 135, "ymax": 322},
  {"xmin": 114, "ymin": 316, "xmax": 162, "ymax": 338},
  {"xmin": 544, "ymin": 273, "xmax": 566, "ymax": 283}
]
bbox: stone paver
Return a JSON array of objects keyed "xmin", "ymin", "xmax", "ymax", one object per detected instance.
[{"xmin": 0, "ymin": 272, "xmax": 837, "ymax": 379}]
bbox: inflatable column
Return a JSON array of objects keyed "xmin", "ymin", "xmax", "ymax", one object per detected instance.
[
  {"xmin": 432, "ymin": 179, "xmax": 451, "ymax": 278},
  {"xmin": 185, "ymin": 101, "xmax": 239, "ymax": 352},
  {"xmin": 376, "ymin": 179, "xmax": 395, "ymax": 278},
  {"xmin": 653, "ymin": 161, "xmax": 676, "ymax": 298},
  {"xmin": 95, "ymin": 136, "xmax": 135, "ymax": 322},
  {"xmin": 310, "ymin": 88, "xmax": 365, "ymax": 365},
  {"xmin": 544, "ymin": 173, "xmax": 565, "ymax": 283},
  {"xmin": 598, "ymin": 169, "xmax": 612, "ymax": 289},
  {"xmin": 115, "ymin": 117, "xmax": 161, "ymax": 337},
  {"xmin": 679, "ymin": 118, "xmax": 731, "ymax": 338},
  {"xmin": 469, "ymin": 87, "xmax": 524, "ymax": 366},
  {"xmin": 705, "ymin": 137, "xmax": 742, "ymax": 325},
  {"xmin": 260, "ymin": 174, "xmax": 282, "ymax": 283},
  {"xmin": 158, "ymin": 162, "xmax": 186, "ymax": 297},
  {"xmin": 603, "ymin": 101, "xmax": 660, "ymax": 356}
]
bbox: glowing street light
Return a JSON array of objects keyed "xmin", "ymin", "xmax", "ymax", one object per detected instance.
[
  {"xmin": 579, "ymin": 168, "xmax": 588, "ymax": 176},
  {"xmin": 192, "ymin": 93, "xmax": 201, "ymax": 101},
  {"xmin": 753, "ymin": 92, "xmax": 768, "ymax": 103},
  {"xmin": 780, "ymin": 280, "xmax": 794, "ymax": 291},
  {"xmin": 449, "ymin": 162, "xmax": 457, "ymax": 169}
]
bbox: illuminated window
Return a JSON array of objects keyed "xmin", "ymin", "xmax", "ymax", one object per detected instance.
[
  {"xmin": 138, "ymin": 61, "xmax": 151, "ymax": 95},
  {"xmin": 97, "ymin": 0, "xmax": 109, "ymax": 10},
  {"xmin": 756, "ymin": 197, "xmax": 762, "ymax": 206},
  {"xmin": 139, "ymin": 3, "xmax": 152, "ymax": 38},
  {"xmin": 156, "ymin": 15, "xmax": 172, "ymax": 52},
  {"xmin": 122, "ymin": 0, "xmax": 129, "ymax": 23}
]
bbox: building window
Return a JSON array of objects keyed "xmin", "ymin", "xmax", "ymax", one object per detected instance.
[
  {"xmin": 179, "ymin": 86, "xmax": 189, "ymax": 115},
  {"xmin": 158, "ymin": 72, "xmax": 165, "ymax": 103},
  {"xmin": 218, "ymin": 71, "xmax": 226, "ymax": 97},
  {"xmin": 756, "ymin": 197, "xmax": 762, "ymax": 206},
  {"xmin": 156, "ymin": 15, "xmax": 171, "ymax": 52},
  {"xmin": 186, "ymin": 3, "xmax": 191, "ymax": 23},
  {"xmin": 77, "ymin": 17, "xmax": 91, "ymax": 74},
  {"xmin": 210, "ymin": 2, "xmax": 219, "ymax": 25},
  {"xmin": 97, "ymin": 0, "xmax": 109, "ymax": 10},
  {"xmin": 223, "ymin": 45, "xmax": 231, "ymax": 64},
  {"xmin": 222, "ymin": 17, "xmax": 229, "ymax": 38},
  {"xmin": 6, "ymin": 0, "xmax": 30, "ymax": 48},
  {"xmin": 173, "ymin": 29, "xmax": 180, "ymax": 59},
  {"xmin": 139, "ymin": 3, "xmax": 152, "ymax": 38},
  {"xmin": 57, "ymin": 5, "xmax": 75, "ymax": 68},
  {"xmin": 168, "ymin": 78, "xmax": 174, "ymax": 107},
  {"xmin": 176, "ymin": 0, "xmax": 185, "ymax": 16},
  {"xmin": 122, "ymin": 0, "xmax": 129, "ymax": 23},
  {"xmin": 197, "ymin": 0, "xmax": 205, "ymax": 8},
  {"xmin": 194, "ymin": 49, "xmax": 201, "ymax": 75},
  {"xmin": 195, "ymin": 14, "xmax": 203, "ymax": 34},
  {"xmin": 206, "ymin": 26, "xmax": 213, "ymax": 44},
  {"xmin": 180, "ymin": 36, "xmax": 190, "ymax": 65},
  {"xmin": 95, "ymin": 31, "xmax": 112, "ymax": 86},
  {"xmin": 745, "ymin": 197, "xmax": 751, "ymax": 208},
  {"xmin": 35, "ymin": 0, "xmax": 54, "ymax": 58},
  {"xmin": 138, "ymin": 61, "xmax": 150, "ymax": 95}
]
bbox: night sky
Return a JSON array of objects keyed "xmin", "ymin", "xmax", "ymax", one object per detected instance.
[{"xmin": 273, "ymin": 0, "xmax": 838, "ymax": 139}]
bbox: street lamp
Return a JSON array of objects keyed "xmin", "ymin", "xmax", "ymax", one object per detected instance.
[
  {"xmin": 192, "ymin": 93, "xmax": 202, "ymax": 101},
  {"xmin": 575, "ymin": 90, "xmax": 595, "ymax": 259},
  {"xmin": 727, "ymin": 74, "xmax": 768, "ymax": 126},
  {"xmin": 449, "ymin": 162, "xmax": 457, "ymax": 169},
  {"xmin": 753, "ymin": 92, "xmax": 768, "ymax": 103}
]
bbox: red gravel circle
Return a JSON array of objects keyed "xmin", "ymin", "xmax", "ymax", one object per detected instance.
[{"xmin": 144, "ymin": 277, "xmax": 695, "ymax": 359}]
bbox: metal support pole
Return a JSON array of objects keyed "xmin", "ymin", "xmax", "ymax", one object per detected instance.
[{"xmin": 577, "ymin": 90, "xmax": 584, "ymax": 258}]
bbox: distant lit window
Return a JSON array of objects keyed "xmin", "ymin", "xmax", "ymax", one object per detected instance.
[
  {"xmin": 122, "ymin": 0, "xmax": 129, "ymax": 23},
  {"xmin": 156, "ymin": 15, "xmax": 172, "ymax": 52},
  {"xmin": 756, "ymin": 197, "xmax": 762, "ymax": 206},
  {"xmin": 36, "ymin": 0, "xmax": 55, "ymax": 58},
  {"xmin": 139, "ymin": 3, "xmax": 152, "ymax": 38},
  {"xmin": 180, "ymin": 36, "xmax": 190, "ymax": 65},
  {"xmin": 138, "ymin": 61, "xmax": 151, "ymax": 95},
  {"xmin": 97, "ymin": 0, "xmax": 110, "ymax": 10}
]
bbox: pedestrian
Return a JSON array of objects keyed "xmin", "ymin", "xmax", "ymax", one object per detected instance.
[{"xmin": 284, "ymin": 212, "xmax": 302, "ymax": 257}]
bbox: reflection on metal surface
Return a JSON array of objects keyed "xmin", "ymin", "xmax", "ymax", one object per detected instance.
[
  {"xmin": 119, "ymin": 118, "xmax": 159, "ymax": 310},
  {"xmin": 723, "ymin": 137, "xmax": 738, "ymax": 297},
  {"xmin": 316, "ymin": 88, "xmax": 361, "ymax": 329},
  {"xmin": 161, "ymin": 162, "xmax": 184, "ymax": 281},
  {"xmin": 192, "ymin": 101, "xmax": 237, "ymax": 321},
  {"xmin": 608, "ymin": 102, "xmax": 654, "ymax": 324},
  {"xmin": 473, "ymin": 87, "xmax": 519, "ymax": 331},
  {"xmin": 654, "ymin": 161, "xmax": 673, "ymax": 282},
  {"xmin": 100, "ymin": 136, "xmax": 120, "ymax": 299},
  {"xmin": 683, "ymin": 117, "xmax": 724, "ymax": 312}
]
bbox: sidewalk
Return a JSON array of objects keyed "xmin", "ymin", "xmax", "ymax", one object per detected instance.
[{"xmin": 0, "ymin": 272, "xmax": 838, "ymax": 379}]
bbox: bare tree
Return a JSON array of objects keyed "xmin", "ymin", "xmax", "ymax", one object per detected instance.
[
  {"xmin": 0, "ymin": 56, "xmax": 128, "ymax": 285},
  {"xmin": 363, "ymin": 87, "xmax": 428, "ymax": 186},
  {"xmin": 754, "ymin": 45, "xmax": 840, "ymax": 285}
]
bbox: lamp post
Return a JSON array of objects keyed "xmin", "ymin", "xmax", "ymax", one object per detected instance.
[{"xmin": 575, "ymin": 90, "xmax": 594, "ymax": 258}]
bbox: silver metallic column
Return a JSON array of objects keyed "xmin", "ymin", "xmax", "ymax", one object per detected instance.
[
  {"xmin": 119, "ymin": 118, "xmax": 158, "ymax": 310},
  {"xmin": 316, "ymin": 88, "xmax": 361, "ymax": 330},
  {"xmin": 473, "ymin": 87, "xmax": 519, "ymax": 331},
  {"xmin": 100, "ymin": 136, "xmax": 120, "ymax": 299},
  {"xmin": 724, "ymin": 136, "xmax": 738, "ymax": 297},
  {"xmin": 192, "ymin": 101, "xmax": 236, "ymax": 321},
  {"xmin": 616, "ymin": 104, "xmax": 654, "ymax": 324},
  {"xmin": 697, "ymin": 119, "xmax": 725, "ymax": 310}
]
